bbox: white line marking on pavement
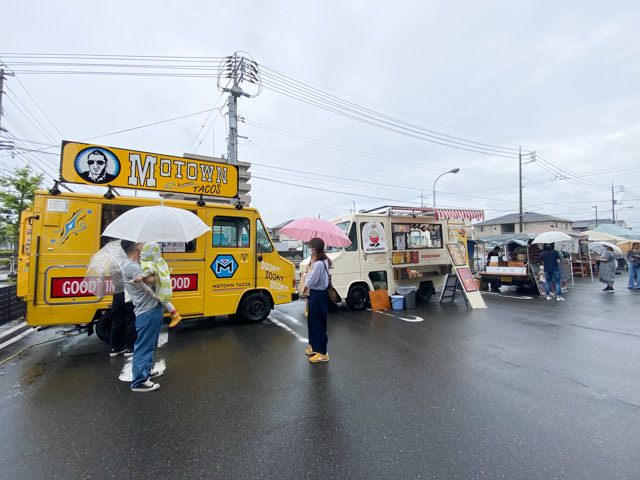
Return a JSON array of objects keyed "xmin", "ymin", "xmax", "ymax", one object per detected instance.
[
  {"xmin": 272, "ymin": 310, "xmax": 302, "ymax": 325},
  {"xmin": 157, "ymin": 328, "xmax": 169, "ymax": 347},
  {"xmin": 268, "ymin": 315, "xmax": 308, "ymax": 343},
  {"xmin": 0, "ymin": 322, "xmax": 29, "ymax": 341},
  {"xmin": 0, "ymin": 328, "xmax": 35, "ymax": 351},
  {"xmin": 119, "ymin": 326, "xmax": 169, "ymax": 381},
  {"xmin": 481, "ymin": 292, "xmax": 533, "ymax": 300},
  {"xmin": 119, "ymin": 358, "xmax": 166, "ymax": 383},
  {"xmin": 367, "ymin": 309, "xmax": 424, "ymax": 322}
]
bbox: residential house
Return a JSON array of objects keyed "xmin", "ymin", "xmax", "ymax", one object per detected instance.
[{"xmin": 474, "ymin": 212, "xmax": 573, "ymax": 239}]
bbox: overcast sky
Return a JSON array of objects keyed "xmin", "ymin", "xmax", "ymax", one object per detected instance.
[{"xmin": 2, "ymin": 1, "xmax": 639, "ymax": 230}]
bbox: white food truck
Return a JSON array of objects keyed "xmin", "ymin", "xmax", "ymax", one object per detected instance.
[{"xmin": 300, "ymin": 205, "xmax": 484, "ymax": 310}]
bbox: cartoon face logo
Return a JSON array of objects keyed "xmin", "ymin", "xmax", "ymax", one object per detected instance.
[
  {"xmin": 211, "ymin": 255, "xmax": 238, "ymax": 278},
  {"xmin": 74, "ymin": 147, "xmax": 120, "ymax": 184},
  {"xmin": 368, "ymin": 222, "xmax": 381, "ymax": 247}
]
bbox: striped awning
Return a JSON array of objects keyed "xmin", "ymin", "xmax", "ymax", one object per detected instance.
[{"xmin": 435, "ymin": 209, "xmax": 485, "ymax": 221}]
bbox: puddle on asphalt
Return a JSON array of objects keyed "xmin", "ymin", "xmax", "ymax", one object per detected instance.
[{"xmin": 21, "ymin": 363, "xmax": 44, "ymax": 386}]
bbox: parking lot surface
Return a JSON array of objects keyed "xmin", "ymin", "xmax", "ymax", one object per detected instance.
[{"xmin": 1, "ymin": 278, "xmax": 639, "ymax": 479}]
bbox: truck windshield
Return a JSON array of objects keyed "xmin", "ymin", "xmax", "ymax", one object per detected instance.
[{"xmin": 326, "ymin": 221, "xmax": 350, "ymax": 253}]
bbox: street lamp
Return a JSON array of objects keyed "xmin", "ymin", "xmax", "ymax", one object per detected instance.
[{"xmin": 432, "ymin": 168, "xmax": 460, "ymax": 208}]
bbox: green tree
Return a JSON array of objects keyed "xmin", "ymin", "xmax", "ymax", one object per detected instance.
[{"xmin": 0, "ymin": 166, "xmax": 44, "ymax": 252}]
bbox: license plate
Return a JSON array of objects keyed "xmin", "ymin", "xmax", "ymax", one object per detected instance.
[{"xmin": 500, "ymin": 276, "xmax": 512, "ymax": 282}]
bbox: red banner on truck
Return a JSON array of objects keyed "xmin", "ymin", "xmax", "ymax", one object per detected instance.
[{"xmin": 50, "ymin": 275, "xmax": 199, "ymax": 298}]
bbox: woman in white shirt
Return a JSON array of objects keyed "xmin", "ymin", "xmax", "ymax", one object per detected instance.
[{"xmin": 304, "ymin": 237, "xmax": 330, "ymax": 362}]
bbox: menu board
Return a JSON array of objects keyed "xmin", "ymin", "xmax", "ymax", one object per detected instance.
[{"xmin": 446, "ymin": 243, "xmax": 467, "ymax": 266}]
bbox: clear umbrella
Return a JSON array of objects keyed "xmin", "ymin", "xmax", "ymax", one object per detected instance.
[{"xmin": 83, "ymin": 241, "xmax": 127, "ymax": 299}]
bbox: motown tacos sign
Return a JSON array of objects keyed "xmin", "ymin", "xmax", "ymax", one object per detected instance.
[{"xmin": 60, "ymin": 141, "xmax": 238, "ymax": 197}]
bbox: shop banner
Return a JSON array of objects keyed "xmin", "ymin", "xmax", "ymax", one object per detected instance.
[
  {"xmin": 60, "ymin": 141, "xmax": 238, "ymax": 197},
  {"xmin": 362, "ymin": 221, "xmax": 388, "ymax": 254}
]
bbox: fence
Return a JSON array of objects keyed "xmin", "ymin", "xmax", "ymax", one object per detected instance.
[{"xmin": 0, "ymin": 285, "xmax": 26, "ymax": 325}]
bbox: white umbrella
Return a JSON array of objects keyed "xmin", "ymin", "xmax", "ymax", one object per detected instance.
[
  {"xmin": 589, "ymin": 241, "xmax": 623, "ymax": 255},
  {"xmin": 531, "ymin": 231, "xmax": 572, "ymax": 245},
  {"xmin": 101, "ymin": 205, "xmax": 211, "ymax": 242}
]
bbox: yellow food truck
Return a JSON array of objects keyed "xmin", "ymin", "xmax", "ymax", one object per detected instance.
[
  {"xmin": 300, "ymin": 205, "xmax": 484, "ymax": 310},
  {"xmin": 15, "ymin": 141, "xmax": 298, "ymax": 342}
]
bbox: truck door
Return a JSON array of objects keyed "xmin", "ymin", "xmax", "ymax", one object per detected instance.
[
  {"xmin": 357, "ymin": 216, "xmax": 391, "ymax": 288},
  {"xmin": 204, "ymin": 210, "xmax": 254, "ymax": 316}
]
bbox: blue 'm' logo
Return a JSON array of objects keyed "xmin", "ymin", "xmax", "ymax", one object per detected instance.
[{"xmin": 211, "ymin": 255, "xmax": 238, "ymax": 278}]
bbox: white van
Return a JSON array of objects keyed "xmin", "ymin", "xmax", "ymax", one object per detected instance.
[{"xmin": 300, "ymin": 205, "xmax": 484, "ymax": 310}]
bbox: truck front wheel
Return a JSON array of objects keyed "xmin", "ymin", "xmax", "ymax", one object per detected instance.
[
  {"xmin": 239, "ymin": 292, "xmax": 272, "ymax": 323},
  {"xmin": 346, "ymin": 285, "xmax": 369, "ymax": 311}
]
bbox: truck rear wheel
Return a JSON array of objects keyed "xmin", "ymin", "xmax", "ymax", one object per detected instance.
[
  {"xmin": 346, "ymin": 284, "xmax": 368, "ymax": 311},
  {"xmin": 95, "ymin": 310, "xmax": 112, "ymax": 343},
  {"xmin": 239, "ymin": 292, "xmax": 271, "ymax": 323},
  {"xmin": 417, "ymin": 282, "xmax": 434, "ymax": 302}
]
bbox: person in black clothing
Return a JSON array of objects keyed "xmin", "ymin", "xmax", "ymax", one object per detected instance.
[
  {"xmin": 487, "ymin": 246, "xmax": 500, "ymax": 265},
  {"xmin": 109, "ymin": 291, "xmax": 137, "ymax": 357},
  {"xmin": 540, "ymin": 244, "xmax": 564, "ymax": 301}
]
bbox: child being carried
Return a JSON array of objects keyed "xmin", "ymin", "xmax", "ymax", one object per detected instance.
[{"xmin": 141, "ymin": 242, "xmax": 182, "ymax": 327}]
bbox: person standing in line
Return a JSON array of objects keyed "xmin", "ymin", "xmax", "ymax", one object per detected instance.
[
  {"xmin": 304, "ymin": 237, "xmax": 330, "ymax": 363},
  {"xmin": 595, "ymin": 245, "xmax": 616, "ymax": 292},
  {"xmin": 108, "ymin": 290, "xmax": 137, "ymax": 358},
  {"xmin": 540, "ymin": 244, "xmax": 565, "ymax": 301},
  {"xmin": 626, "ymin": 242, "xmax": 640, "ymax": 289},
  {"xmin": 121, "ymin": 240, "xmax": 165, "ymax": 392}
]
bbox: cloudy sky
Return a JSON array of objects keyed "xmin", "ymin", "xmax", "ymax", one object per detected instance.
[{"xmin": 2, "ymin": 1, "xmax": 639, "ymax": 230}]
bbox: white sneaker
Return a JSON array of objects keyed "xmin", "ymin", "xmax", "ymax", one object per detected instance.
[
  {"xmin": 546, "ymin": 295, "xmax": 552, "ymax": 300},
  {"xmin": 556, "ymin": 296, "xmax": 565, "ymax": 302},
  {"xmin": 131, "ymin": 380, "xmax": 160, "ymax": 392}
]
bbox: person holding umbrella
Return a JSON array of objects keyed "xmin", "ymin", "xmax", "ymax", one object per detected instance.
[
  {"xmin": 540, "ymin": 244, "xmax": 565, "ymax": 302},
  {"xmin": 121, "ymin": 240, "xmax": 165, "ymax": 392},
  {"xmin": 304, "ymin": 237, "xmax": 331, "ymax": 363}
]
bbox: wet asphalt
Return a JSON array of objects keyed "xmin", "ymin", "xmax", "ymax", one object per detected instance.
[{"xmin": 0, "ymin": 277, "xmax": 639, "ymax": 479}]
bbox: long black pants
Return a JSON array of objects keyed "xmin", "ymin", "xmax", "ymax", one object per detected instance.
[
  {"xmin": 110, "ymin": 291, "xmax": 137, "ymax": 351},
  {"xmin": 307, "ymin": 289, "xmax": 329, "ymax": 355}
]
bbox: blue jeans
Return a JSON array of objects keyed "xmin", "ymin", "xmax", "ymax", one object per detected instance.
[
  {"xmin": 629, "ymin": 265, "xmax": 640, "ymax": 288},
  {"xmin": 307, "ymin": 289, "xmax": 328, "ymax": 355},
  {"xmin": 544, "ymin": 269, "xmax": 562, "ymax": 296},
  {"xmin": 131, "ymin": 305, "xmax": 163, "ymax": 388}
]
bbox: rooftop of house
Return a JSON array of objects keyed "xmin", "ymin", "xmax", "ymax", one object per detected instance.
[{"xmin": 474, "ymin": 212, "xmax": 572, "ymax": 227}]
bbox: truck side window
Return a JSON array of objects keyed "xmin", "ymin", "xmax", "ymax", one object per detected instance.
[
  {"xmin": 100, "ymin": 203, "xmax": 197, "ymax": 252},
  {"xmin": 256, "ymin": 218, "xmax": 274, "ymax": 253},
  {"xmin": 346, "ymin": 222, "xmax": 357, "ymax": 251},
  {"xmin": 212, "ymin": 216, "xmax": 250, "ymax": 248}
]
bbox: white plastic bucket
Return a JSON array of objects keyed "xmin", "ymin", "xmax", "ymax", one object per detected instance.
[{"xmin": 391, "ymin": 295, "xmax": 404, "ymax": 310}]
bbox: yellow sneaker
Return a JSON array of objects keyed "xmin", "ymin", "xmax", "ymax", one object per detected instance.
[
  {"xmin": 305, "ymin": 345, "xmax": 315, "ymax": 355},
  {"xmin": 309, "ymin": 352, "xmax": 329, "ymax": 363},
  {"xmin": 169, "ymin": 311, "xmax": 182, "ymax": 328}
]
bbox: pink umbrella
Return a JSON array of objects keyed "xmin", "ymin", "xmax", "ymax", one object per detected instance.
[{"xmin": 280, "ymin": 217, "xmax": 351, "ymax": 247}]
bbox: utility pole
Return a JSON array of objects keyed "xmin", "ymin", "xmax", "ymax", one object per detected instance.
[
  {"xmin": 0, "ymin": 68, "xmax": 5, "ymax": 134},
  {"xmin": 611, "ymin": 183, "xmax": 616, "ymax": 224},
  {"xmin": 217, "ymin": 53, "xmax": 262, "ymax": 166},
  {"xmin": 518, "ymin": 147, "xmax": 536, "ymax": 233},
  {"xmin": 592, "ymin": 205, "xmax": 598, "ymax": 227}
]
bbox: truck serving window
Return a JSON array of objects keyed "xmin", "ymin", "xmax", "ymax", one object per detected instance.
[
  {"xmin": 256, "ymin": 218, "xmax": 274, "ymax": 253},
  {"xmin": 212, "ymin": 216, "xmax": 250, "ymax": 248},
  {"xmin": 391, "ymin": 223, "xmax": 442, "ymax": 250}
]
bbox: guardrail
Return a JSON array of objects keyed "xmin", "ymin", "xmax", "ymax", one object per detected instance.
[{"xmin": 0, "ymin": 285, "xmax": 26, "ymax": 326}]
